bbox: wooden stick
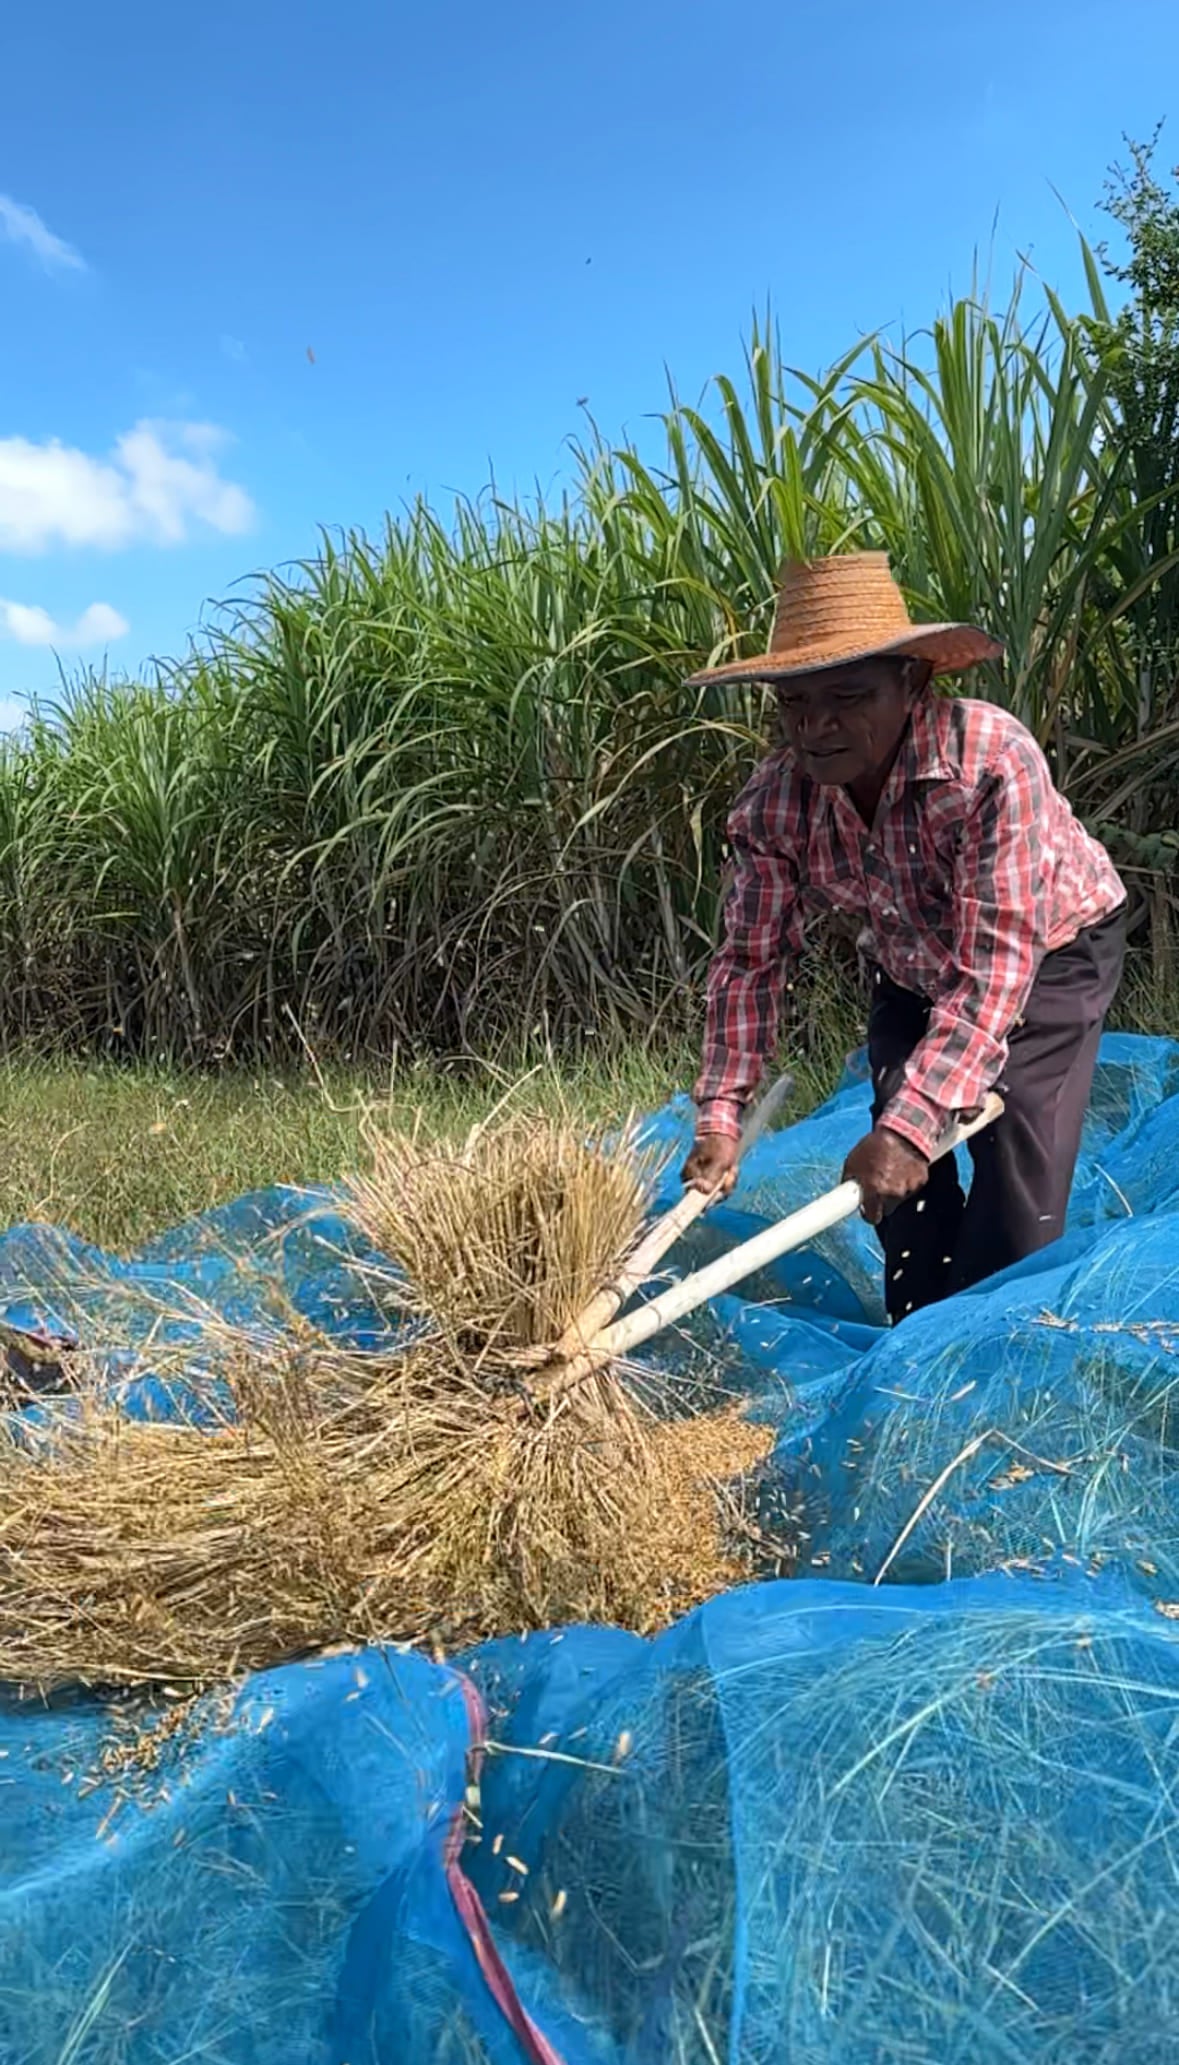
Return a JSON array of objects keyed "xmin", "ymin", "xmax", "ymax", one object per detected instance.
[
  {"xmin": 542, "ymin": 1093, "xmax": 1003, "ymax": 1398},
  {"xmin": 545, "ymin": 1070, "xmax": 794, "ymax": 1365}
]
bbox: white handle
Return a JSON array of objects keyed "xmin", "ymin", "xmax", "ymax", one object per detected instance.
[
  {"xmin": 544, "ymin": 1071, "xmax": 794, "ymax": 1368},
  {"xmin": 557, "ymin": 1094, "xmax": 1003, "ymax": 1382}
]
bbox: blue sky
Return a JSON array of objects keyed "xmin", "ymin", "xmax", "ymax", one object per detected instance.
[{"xmin": 1, "ymin": 0, "xmax": 1175, "ymax": 725}]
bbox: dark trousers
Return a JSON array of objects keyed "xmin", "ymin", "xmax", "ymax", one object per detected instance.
[{"xmin": 869, "ymin": 905, "xmax": 1127, "ymax": 1323}]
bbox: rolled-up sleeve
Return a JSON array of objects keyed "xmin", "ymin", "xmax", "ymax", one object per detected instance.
[{"xmin": 694, "ymin": 767, "xmax": 807, "ymax": 1138}]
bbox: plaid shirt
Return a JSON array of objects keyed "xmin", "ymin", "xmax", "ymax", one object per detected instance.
[{"xmin": 695, "ymin": 695, "xmax": 1126, "ymax": 1156}]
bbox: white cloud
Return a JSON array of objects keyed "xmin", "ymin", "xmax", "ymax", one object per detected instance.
[
  {"xmin": 0, "ymin": 195, "xmax": 85, "ymax": 274},
  {"xmin": 220, "ymin": 334, "xmax": 247, "ymax": 364},
  {"xmin": 0, "ymin": 420, "xmax": 256, "ymax": 554},
  {"xmin": 0, "ymin": 599, "xmax": 129, "ymax": 651}
]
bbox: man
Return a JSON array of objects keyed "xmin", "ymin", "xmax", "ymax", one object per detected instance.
[{"xmin": 682, "ymin": 552, "xmax": 1127, "ymax": 1322}]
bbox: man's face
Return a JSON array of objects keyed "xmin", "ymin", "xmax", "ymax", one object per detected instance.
[{"xmin": 775, "ymin": 659, "xmax": 918, "ymax": 789}]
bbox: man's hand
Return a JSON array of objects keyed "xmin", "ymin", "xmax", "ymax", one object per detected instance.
[
  {"xmin": 681, "ymin": 1133, "xmax": 740, "ymax": 1199},
  {"xmin": 842, "ymin": 1126, "xmax": 929, "ymax": 1225}
]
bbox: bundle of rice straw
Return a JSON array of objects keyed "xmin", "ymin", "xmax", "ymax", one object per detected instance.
[
  {"xmin": 0, "ymin": 1108, "xmax": 777, "ymax": 1691},
  {"xmin": 346, "ymin": 1106, "xmax": 656, "ymax": 1386}
]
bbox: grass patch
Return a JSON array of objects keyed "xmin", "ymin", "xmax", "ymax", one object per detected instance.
[
  {"xmin": 0, "ymin": 946, "xmax": 864, "ymax": 1249},
  {"xmin": 0, "ymin": 942, "xmax": 1168, "ymax": 1254},
  {"xmin": 0, "ymin": 1047, "xmax": 700, "ymax": 1251}
]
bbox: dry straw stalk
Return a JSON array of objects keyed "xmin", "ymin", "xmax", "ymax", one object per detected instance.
[{"xmin": 0, "ymin": 1103, "xmax": 778, "ymax": 1691}]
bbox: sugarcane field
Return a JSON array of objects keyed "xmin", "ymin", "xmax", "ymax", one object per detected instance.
[{"xmin": 3, "ymin": 38, "xmax": 1179, "ymax": 2065}]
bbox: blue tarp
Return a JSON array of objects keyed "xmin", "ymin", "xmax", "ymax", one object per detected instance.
[{"xmin": 5, "ymin": 1032, "xmax": 1179, "ymax": 2062}]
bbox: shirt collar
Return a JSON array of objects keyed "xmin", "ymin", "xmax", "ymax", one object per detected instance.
[{"xmin": 894, "ymin": 694, "xmax": 955, "ymax": 786}]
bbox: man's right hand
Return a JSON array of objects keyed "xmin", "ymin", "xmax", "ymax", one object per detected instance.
[{"xmin": 681, "ymin": 1133, "xmax": 741, "ymax": 1199}]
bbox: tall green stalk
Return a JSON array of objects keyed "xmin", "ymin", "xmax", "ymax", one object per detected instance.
[{"xmin": 0, "ymin": 246, "xmax": 1174, "ymax": 1061}]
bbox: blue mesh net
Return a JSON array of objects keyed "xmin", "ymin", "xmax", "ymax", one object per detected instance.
[
  {"xmin": 465, "ymin": 1577, "xmax": 1179, "ymax": 2064},
  {"xmin": 4, "ymin": 1031, "xmax": 1179, "ymax": 2061}
]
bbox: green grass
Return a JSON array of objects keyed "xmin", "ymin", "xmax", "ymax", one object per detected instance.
[
  {"xmin": 0, "ymin": 1047, "xmax": 698, "ymax": 1250},
  {"xmin": 0, "ymin": 942, "xmax": 1171, "ymax": 1252},
  {"xmin": 0, "ymin": 979, "xmax": 870, "ymax": 1250}
]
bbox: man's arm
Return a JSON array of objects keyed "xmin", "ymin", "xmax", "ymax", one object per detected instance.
[
  {"xmin": 879, "ymin": 738, "xmax": 1050, "ymax": 1158},
  {"xmin": 691, "ymin": 777, "xmax": 807, "ymax": 1146}
]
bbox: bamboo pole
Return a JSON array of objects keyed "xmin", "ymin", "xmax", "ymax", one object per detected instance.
[{"xmin": 540, "ymin": 1094, "xmax": 1003, "ymax": 1399}]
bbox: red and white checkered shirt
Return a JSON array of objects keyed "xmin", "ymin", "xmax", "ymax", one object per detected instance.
[{"xmin": 695, "ymin": 695, "xmax": 1126, "ymax": 1156}]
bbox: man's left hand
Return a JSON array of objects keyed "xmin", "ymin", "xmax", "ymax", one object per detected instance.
[{"xmin": 842, "ymin": 1126, "xmax": 930, "ymax": 1225}]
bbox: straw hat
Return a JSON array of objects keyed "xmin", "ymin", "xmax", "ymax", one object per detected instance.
[{"xmin": 687, "ymin": 552, "xmax": 1003, "ymax": 686}]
